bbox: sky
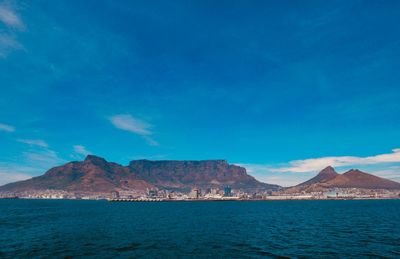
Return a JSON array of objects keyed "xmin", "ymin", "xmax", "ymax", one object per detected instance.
[{"xmin": 1, "ymin": 0, "xmax": 400, "ymax": 187}]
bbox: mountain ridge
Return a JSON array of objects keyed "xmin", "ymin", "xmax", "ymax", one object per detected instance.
[
  {"xmin": 288, "ymin": 167, "xmax": 400, "ymax": 192},
  {"xmin": 0, "ymin": 155, "xmax": 280, "ymax": 193},
  {"xmin": 296, "ymin": 166, "xmax": 339, "ymax": 186}
]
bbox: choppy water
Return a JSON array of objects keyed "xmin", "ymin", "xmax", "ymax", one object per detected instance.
[{"xmin": 0, "ymin": 199, "xmax": 399, "ymax": 258}]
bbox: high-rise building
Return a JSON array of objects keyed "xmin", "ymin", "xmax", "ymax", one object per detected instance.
[
  {"xmin": 190, "ymin": 188, "xmax": 201, "ymax": 199},
  {"xmin": 224, "ymin": 186, "xmax": 232, "ymax": 197}
]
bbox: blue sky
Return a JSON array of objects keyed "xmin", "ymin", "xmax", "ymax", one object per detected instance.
[{"xmin": 1, "ymin": 0, "xmax": 400, "ymax": 186}]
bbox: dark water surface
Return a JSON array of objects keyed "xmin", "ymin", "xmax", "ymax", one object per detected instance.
[{"xmin": 0, "ymin": 199, "xmax": 399, "ymax": 258}]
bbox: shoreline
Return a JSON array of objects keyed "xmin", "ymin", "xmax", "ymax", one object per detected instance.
[{"xmin": 1, "ymin": 197, "xmax": 399, "ymax": 202}]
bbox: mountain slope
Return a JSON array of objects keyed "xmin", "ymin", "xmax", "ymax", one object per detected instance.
[
  {"xmin": 325, "ymin": 169, "xmax": 400, "ymax": 189},
  {"xmin": 297, "ymin": 166, "xmax": 338, "ymax": 186},
  {"xmin": 0, "ymin": 155, "xmax": 153, "ymax": 193}
]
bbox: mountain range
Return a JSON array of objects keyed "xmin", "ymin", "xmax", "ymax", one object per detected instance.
[
  {"xmin": 286, "ymin": 166, "xmax": 400, "ymax": 192},
  {"xmin": 0, "ymin": 156, "xmax": 399, "ymax": 194},
  {"xmin": 0, "ymin": 155, "xmax": 279, "ymax": 193}
]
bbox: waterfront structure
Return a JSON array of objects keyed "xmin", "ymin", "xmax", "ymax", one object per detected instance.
[
  {"xmin": 190, "ymin": 188, "xmax": 201, "ymax": 199},
  {"xmin": 224, "ymin": 186, "xmax": 232, "ymax": 197},
  {"xmin": 147, "ymin": 189, "xmax": 158, "ymax": 198},
  {"xmin": 111, "ymin": 191, "xmax": 120, "ymax": 199}
]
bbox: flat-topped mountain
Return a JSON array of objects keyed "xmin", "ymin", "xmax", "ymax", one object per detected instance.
[
  {"xmin": 129, "ymin": 159, "xmax": 276, "ymax": 192},
  {"xmin": 290, "ymin": 166, "xmax": 400, "ymax": 192},
  {"xmin": 0, "ymin": 155, "xmax": 279, "ymax": 193}
]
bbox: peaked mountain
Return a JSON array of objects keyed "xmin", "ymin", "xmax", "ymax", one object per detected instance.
[
  {"xmin": 297, "ymin": 166, "xmax": 338, "ymax": 186},
  {"xmin": 0, "ymin": 155, "xmax": 279, "ymax": 193},
  {"xmin": 291, "ymin": 166, "xmax": 400, "ymax": 191},
  {"xmin": 0, "ymin": 155, "xmax": 153, "ymax": 193}
]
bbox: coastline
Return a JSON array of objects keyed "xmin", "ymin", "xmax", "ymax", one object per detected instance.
[{"xmin": 1, "ymin": 197, "xmax": 399, "ymax": 202}]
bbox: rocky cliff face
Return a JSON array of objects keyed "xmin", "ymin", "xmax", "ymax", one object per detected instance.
[
  {"xmin": 129, "ymin": 159, "xmax": 278, "ymax": 192},
  {"xmin": 0, "ymin": 155, "xmax": 279, "ymax": 193}
]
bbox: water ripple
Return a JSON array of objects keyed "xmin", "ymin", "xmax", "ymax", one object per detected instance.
[{"xmin": 0, "ymin": 199, "xmax": 399, "ymax": 258}]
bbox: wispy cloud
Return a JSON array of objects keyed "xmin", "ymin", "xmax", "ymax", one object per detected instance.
[
  {"xmin": 0, "ymin": 33, "xmax": 22, "ymax": 56},
  {"xmin": 370, "ymin": 166, "xmax": 400, "ymax": 182},
  {"xmin": 110, "ymin": 114, "xmax": 152, "ymax": 135},
  {"xmin": 73, "ymin": 145, "xmax": 91, "ymax": 156},
  {"xmin": 236, "ymin": 163, "xmax": 311, "ymax": 187},
  {"xmin": 0, "ymin": 123, "xmax": 15, "ymax": 132},
  {"xmin": 239, "ymin": 149, "xmax": 400, "ymax": 186},
  {"xmin": 0, "ymin": 4, "xmax": 24, "ymax": 30},
  {"xmin": 0, "ymin": 172, "xmax": 32, "ymax": 186},
  {"xmin": 23, "ymin": 149, "xmax": 65, "ymax": 167},
  {"xmin": 270, "ymin": 148, "xmax": 400, "ymax": 173},
  {"xmin": 17, "ymin": 138, "xmax": 65, "ymax": 171},
  {"xmin": 17, "ymin": 139, "xmax": 48, "ymax": 148},
  {"xmin": 109, "ymin": 114, "xmax": 159, "ymax": 146},
  {"xmin": 0, "ymin": 4, "xmax": 25, "ymax": 58},
  {"xmin": 143, "ymin": 136, "xmax": 159, "ymax": 146},
  {"xmin": 0, "ymin": 148, "xmax": 66, "ymax": 186}
]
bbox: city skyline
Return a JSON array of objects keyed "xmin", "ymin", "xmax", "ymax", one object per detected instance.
[{"xmin": 1, "ymin": 0, "xmax": 400, "ymax": 186}]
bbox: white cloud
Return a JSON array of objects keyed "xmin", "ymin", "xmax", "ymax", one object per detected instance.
[
  {"xmin": 257, "ymin": 175, "xmax": 308, "ymax": 187},
  {"xmin": 270, "ymin": 148, "xmax": 400, "ymax": 173},
  {"xmin": 0, "ymin": 4, "xmax": 24, "ymax": 30},
  {"xmin": 0, "ymin": 133, "xmax": 66, "ymax": 185},
  {"xmin": 0, "ymin": 172, "xmax": 32, "ymax": 186},
  {"xmin": 0, "ymin": 161, "xmax": 53, "ymax": 186},
  {"xmin": 17, "ymin": 139, "xmax": 48, "ymax": 148},
  {"xmin": 143, "ymin": 136, "xmax": 159, "ymax": 146},
  {"xmin": 0, "ymin": 123, "xmax": 15, "ymax": 132},
  {"xmin": 23, "ymin": 149, "xmax": 65, "ymax": 166},
  {"xmin": 239, "ymin": 149, "xmax": 400, "ymax": 186},
  {"xmin": 0, "ymin": 34, "xmax": 23, "ymax": 56},
  {"xmin": 367, "ymin": 167, "xmax": 400, "ymax": 183},
  {"xmin": 109, "ymin": 114, "xmax": 158, "ymax": 146},
  {"xmin": 0, "ymin": 4, "xmax": 25, "ymax": 58},
  {"xmin": 236, "ymin": 163, "xmax": 312, "ymax": 187},
  {"xmin": 73, "ymin": 145, "xmax": 91, "ymax": 156},
  {"xmin": 237, "ymin": 163, "xmax": 273, "ymax": 175},
  {"xmin": 110, "ymin": 114, "xmax": 152, "ymax": 135}
]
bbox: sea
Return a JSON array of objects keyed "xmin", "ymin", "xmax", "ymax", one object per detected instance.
[{"xmin": 0, "ymin": 199, "xmax": 399, "ymax": 258}]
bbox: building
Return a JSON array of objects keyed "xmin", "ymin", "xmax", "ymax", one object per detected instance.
[
  {"xmin": 111, "ymin": 191, "xmax": 120, "ymax": 199},
  {"xmin": 224, "ymin": 186, "xmax": 232, "ymax": 197},
  {"xmin": 211, "ymin": 188, "xmax": 219, "ymax": 195},
  {"xmin": 148, "ymin": 189, "xmax": 158, "ymax": 198},
  {"xmin": 190, "ymin": 188, "xmax": 201, "ymax": 199}
]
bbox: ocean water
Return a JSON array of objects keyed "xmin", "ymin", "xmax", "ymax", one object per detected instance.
[{"xmin": 0, "ymin": 199, "xmax": 399, "ymax": 258}]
